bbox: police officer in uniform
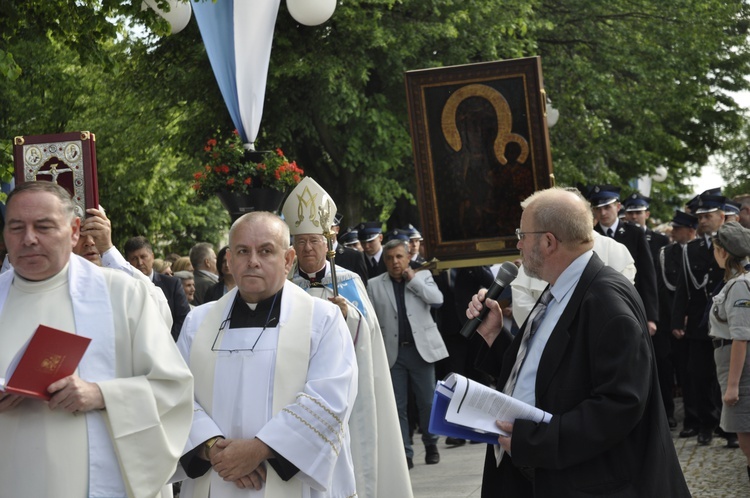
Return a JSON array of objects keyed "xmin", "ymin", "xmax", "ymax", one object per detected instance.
[
  {"xmin": 588, "ymin": 185, "xmax": 659, "ymax": 335},
  {"xmin": 339, "ymin": 227, "xmax": 363, "ymax": 251},
  {"xmin": 671, "ymin": 190, "xmax": 727, "ymax": 445},
  {"xmin": 623, "ymin": 192, "xmax": 670, "ymax": 263},
  {"xmin": 403, "ymin": 224, "xmax": 426, "ymax": 264},
  {"xmin": 358, "ymin": 221, "xmax": 387, "ymax": 279},
  {"xmin": 657, "ymin": 210, "xmax": 698, "ymax": 431},
  {"xmin": 330, "ymin": 214, "xmax": 369, "ymax": 286}
]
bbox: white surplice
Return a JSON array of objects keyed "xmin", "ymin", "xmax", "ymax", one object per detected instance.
[
  {"xmin": 175, "ymin": 281, "xmax": 358, "ymax": 498},
  {"xmin": 292, "ymin": 262, "xmax": 413, "ymax": 498},
  {"xmin": 0, "ymin": 255, "xmax": 194, "ymax": 498}
]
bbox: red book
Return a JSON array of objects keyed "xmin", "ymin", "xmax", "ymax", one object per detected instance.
[{"xmin": 0, "ymin": 325, "xmax": 91, "ymax": 400}]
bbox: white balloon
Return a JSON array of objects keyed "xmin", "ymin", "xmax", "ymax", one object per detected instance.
[
  {"xmin": 142, "ymin": 0, "xmax": 193, "ymax": 35},
  {"xmin": 287, "ymin": 0, "xmax": 336, "ymax": 26},
  {"xmin": 652, "ymin": 166, "xmax": 668, "ymax": 182}
]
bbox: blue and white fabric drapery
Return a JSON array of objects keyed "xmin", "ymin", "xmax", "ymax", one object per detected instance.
[{"xmin": 191, "ymin": 0, "xmax": 281, "ymax": 148}]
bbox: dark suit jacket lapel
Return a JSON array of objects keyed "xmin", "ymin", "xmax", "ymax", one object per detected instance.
[{"xmin": 534, "ymin": 253, "xmax": 605, "ymax": 399}]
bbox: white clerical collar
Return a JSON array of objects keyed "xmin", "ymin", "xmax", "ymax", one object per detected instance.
[{"xmin": 301, "ymin": 262, "xmax": 327, "ymax": 279}]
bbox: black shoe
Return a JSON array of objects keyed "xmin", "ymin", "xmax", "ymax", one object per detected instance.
[
  {"xmin": 697, "ymin": 432, "xmax": 713, "ymax": 446},
  {"xmin": 679, "ymin": 428, "xmax": 698, "ymax": 438},
  {"xmin": 469, "ymin": 439, "xmax": 482, "ymax": 444},
  {"xmin": 445, "ymin": 437, "xmax": 466, "ymax": 447},
  {"xmin": 406, "ymin": 457, "xmax": 413, "ymax": 470},
  {"xmin": 668, "ymin": 417, "xmax": 677, "ymax": 429},
  {"xmin": 725, "ymin": 433, "xmax": 739, "ymax": 448},
  {"xmin": 425, "ymin": 444, "xmax": 440, "ymax": 464}
]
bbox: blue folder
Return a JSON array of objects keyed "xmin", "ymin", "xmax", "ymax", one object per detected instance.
[{"xmin": 428, "ymin": 387, "xmax": 501, "ymax": 445}]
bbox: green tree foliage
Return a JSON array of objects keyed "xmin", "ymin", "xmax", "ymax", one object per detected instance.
[{"xmin": 2, "ymin": 0, "xmax": 750, "ymax": 242}]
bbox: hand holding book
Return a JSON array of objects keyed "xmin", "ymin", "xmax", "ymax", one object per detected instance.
[
  {"xmin": 0, "ymin": 324, "xmax": 91, "ymax": 401},
  {"xmin": 429, "ymin": 373, "xmax": 552, "ymax": 444}
]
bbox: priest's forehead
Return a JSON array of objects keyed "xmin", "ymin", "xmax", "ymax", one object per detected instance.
[
  {"xmin": 229, "ymin": 212, "xmax": 290, "ymax": 249},
  {"xmin": 6, "ymin": 181, "xmax": 76, "ymax": 223}
]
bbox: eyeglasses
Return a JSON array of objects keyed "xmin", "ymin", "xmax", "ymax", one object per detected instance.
[
  {"xmin": 515, "ymin": 228, "xmax": 563, "ymax": 242},
  {"xmin": 515, "ymin": 229, "xmax": 549, "ymax": 240},
  {"xmin": 293, "ymin": 237, "xmax": 326, "ymax": 248},
  {"xmin": 211, "ymin": 292, "xmax": 279, "ymax": 353}
]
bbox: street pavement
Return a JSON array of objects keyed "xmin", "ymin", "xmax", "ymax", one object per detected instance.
[{"xmin": 410, "ymin": 398, "xmax": 749, "ymax": 497}]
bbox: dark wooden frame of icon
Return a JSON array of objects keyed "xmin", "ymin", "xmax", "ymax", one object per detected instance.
[{"xmin": 404, "ymin": 56, "xmax": 554, "ymax": 267}]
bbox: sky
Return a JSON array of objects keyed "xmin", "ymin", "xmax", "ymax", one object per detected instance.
[{"xmin": 688, "ymin": 89, "xmax": 749, "ymax": 195}]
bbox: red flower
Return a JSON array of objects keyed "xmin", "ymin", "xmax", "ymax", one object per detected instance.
[
  {"xmin": 232, "ymin": 129, "xmax": 240, "ymax": 136},
  {"xmin": 244, "ymin": 177, "xmax": 252, "ymax": 185},
  {"xmin": 227, "ymin": 178, "xmax": 236, "ymax": 186},
  {"xmin": 207, "ymin": 138, "xmax": 217, "ymax": 147},
  {"xmin": 193, "ymin": 172, "xmax": 203, "ymax": 180},
  {"xmin": 220, "ymin": 165, "xmax": 230, "ymax": 174},
  {"xmin": 204, "ymin": 145, "xmax": 211, "ymax": 152},
  {"xmin": 274, "ymin": 170, "xmax": 281, "ymax": 180},
  {"xmin": 276, "ymin": 148, "xmax": 284, "ymax": 157}
]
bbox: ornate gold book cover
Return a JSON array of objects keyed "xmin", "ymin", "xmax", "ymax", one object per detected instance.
[{"xmin": 13, "ymin": 131, "xmax": 99, "ymax": 218}]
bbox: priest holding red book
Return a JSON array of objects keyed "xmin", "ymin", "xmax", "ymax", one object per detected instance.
[{"xmin": 0, "ymin": 181, "xmax": 194, "ymax": 498}]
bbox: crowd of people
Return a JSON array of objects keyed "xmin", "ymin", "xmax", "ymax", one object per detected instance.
[{"xmin": 0, "ymin": 177, "xmax": 749, "ymax": 497}]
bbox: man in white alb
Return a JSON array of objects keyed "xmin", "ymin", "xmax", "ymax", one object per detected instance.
[
  {"xmin": 175, "ymin": 211, "xmax": 358, "ymax": 498},
  {"xmin": 283, "ymin": 177, "xmax": 412, "ymax": 498},
  {"xmin": 0, "ymin": 181, "xmax": 194, "ymax": 498}
]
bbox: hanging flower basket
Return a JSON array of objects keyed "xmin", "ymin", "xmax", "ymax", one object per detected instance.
[
  {"xmin": 215, "ymin": 188, "xmax": 288, "ymax": 222},
  {"xmin": 192, "ymin": 130, "xmax": 304, "ymax": 219}
]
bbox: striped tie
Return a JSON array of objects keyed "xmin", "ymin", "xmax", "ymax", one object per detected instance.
[{"xmin": 502, "ymin": 287, "xmax": 553, "ymax": 398}]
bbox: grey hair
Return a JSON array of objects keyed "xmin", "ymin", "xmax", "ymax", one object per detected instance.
[
  {"xmin": 383, "ymin": 238, "xmax": 409, "ymax": 254},
  {"xmin": 189, "ymin": 242, "xmax": 215, "ymax": 270},
  {"xmin": 521, "ymin": 187, "xmax": 594, "ymax": 245},
  {"xmin": 6, "ymin": 181, "xmax": 77, "ymax": 223}
]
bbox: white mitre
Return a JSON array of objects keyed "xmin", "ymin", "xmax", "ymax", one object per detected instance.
[{"xmin": 281, "ymin": 176, "xmax": 337, "ymax": 236}]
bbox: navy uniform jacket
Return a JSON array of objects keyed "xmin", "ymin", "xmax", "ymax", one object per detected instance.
[
  {"xmin": 656, "ymin": 242, "xmax": 684, "ymax": 327},
  {"xmin": 595, "ymin": 221, "xmax": 659, "ymax": 323},
  {"xmin": 334, "ymin": 244, "xmax": 369, "ymax": 286},
  {"xmin": 645, "ymin": 228, "xmax": 670, "ymax": 265},
  {"xmin": 478, "ymin": 254, "xmax": 689, "ymax": 497},
  {"xmin": 366, "ymin": 255, "xmax": 387, "ymax": 279},
  {"xmin": 670, "ymin": 235, "xmax": 724, "ymax": 340}
]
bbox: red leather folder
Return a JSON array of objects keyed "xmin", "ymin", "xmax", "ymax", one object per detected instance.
[{"xmin": 0, "ymin": 325, "xmax": 91, "ymax": 400}]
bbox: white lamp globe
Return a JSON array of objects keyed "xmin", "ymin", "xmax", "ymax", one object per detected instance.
[{"xmin": 287, "ymin": 0, "xmax": 337, "ymax": 26}]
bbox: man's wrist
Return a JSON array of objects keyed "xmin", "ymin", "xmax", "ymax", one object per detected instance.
[{"xmin": 202, "ymin": 436, "xmax": 224, "ymax": 460}]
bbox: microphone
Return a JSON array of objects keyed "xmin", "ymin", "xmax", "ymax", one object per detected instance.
[{"xmin": 459, "ymin": 261, "xmax": 519, "ymax": 339}]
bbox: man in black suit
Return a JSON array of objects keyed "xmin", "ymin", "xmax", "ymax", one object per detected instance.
[
  {"xmin": 467, "ymin": 187, "xmax": 689, "ymax": 497},
  {"xmin": 588, "ymin": 185, "xmax": 659, "ymax": 336},
  {"xmin": 358, "ymin": 221, "xmax": 387, "ymax": 279},
  {"xmin": 330, "ymin": 215, "xmax": 368, "ymax": 286},
  {"xmin": 671, "ymin": 190, "xmax": 727, "ymax": 445},
  {"xmin": 124, "ymin": 236, "xmax": 191, "ymax": 340}
]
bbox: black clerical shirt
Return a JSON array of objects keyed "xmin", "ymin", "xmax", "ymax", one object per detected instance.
[{"xmin": 391, "ymin": 277, "xmax": 414, "ymax": 344}]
